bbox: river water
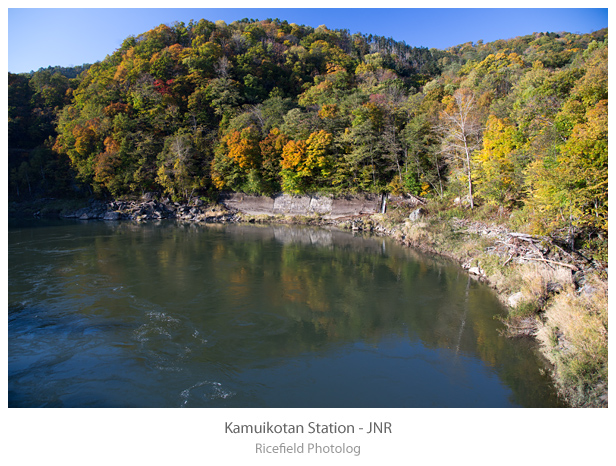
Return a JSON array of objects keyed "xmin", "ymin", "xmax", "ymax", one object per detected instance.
[{"xmin": 8, "ymin": 219, "xmax": 564, "ymax": 407}]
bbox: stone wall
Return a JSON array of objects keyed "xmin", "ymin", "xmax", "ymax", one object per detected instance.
[{"xmin": 218, "ymin": 193, "xmax": 384, "ymax": 218}]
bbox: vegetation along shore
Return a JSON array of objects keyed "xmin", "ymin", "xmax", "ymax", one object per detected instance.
[{"xmin": 9, "ymin": 18, "xmax": 607, "ymax": 407}]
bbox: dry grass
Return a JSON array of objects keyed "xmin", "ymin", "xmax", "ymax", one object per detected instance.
[
  {"xmin": 492, "ymin": 262, "xmax": 573, "ymax": 321},
  {"xmin": 401, "ymin": 220, "xmax": 431, "ymax": 245},
  {"xmin": 536, "ymin": 275, "xmax": 608, "ymax": 407},
  {"xmin": 518, "ymin": 263, "xmax": 573, "ymax": 308}
]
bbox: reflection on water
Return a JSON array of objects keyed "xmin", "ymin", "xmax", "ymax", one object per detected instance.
[{"xmin": 8, "ymin": 219, "xmax": 565, "ymax": 407}]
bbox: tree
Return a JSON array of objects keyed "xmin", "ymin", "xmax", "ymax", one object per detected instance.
[
  {"xmin": 437, "ymin": 88, "xmax": 482, "ymax": 208},
  {"xmin": 156, "ymin": 130, "xmax": 204, "ymax": 202},
  {"xmin": 281, "ymin": 130, "xmax": 334, "ymax": 193},
  {"xmin": 473, "ymin": 115, "xmax": 521, "ymax": 206},
  {"xmin": 561, "ymin": 99, "xmax": 608, "ymax": 234},
  {"xmin": 259, "ymin": 128, "xmax": 289, "ymax": 193}
]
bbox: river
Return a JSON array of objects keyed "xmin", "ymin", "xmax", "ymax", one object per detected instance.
[{"xmin": 8, "ymin": 219, "xmax": 564, "ymax": 407}]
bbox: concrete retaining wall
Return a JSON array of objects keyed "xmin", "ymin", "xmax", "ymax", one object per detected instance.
[{"xmin": 218, "ymin": 193, "xmax": 384, "ymax": 218}]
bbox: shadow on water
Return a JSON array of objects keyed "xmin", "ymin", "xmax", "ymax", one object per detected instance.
[{"xmin": 8, "ymin": 220, "xmax": 566, "ymax": 407}]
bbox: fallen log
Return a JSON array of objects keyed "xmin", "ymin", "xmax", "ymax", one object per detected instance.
[
  {"xmin": 508, "ymin": 232, "xmax": 540, "ymax": 242},
  {"xmin": 522, "ymin": 256, "xmax": 579, "ymax": 271}
]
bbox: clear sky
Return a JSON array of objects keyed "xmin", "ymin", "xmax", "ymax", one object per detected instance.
[{"xmin": 6, "ymin": 5, "xmax": 609, "ymax": 74}]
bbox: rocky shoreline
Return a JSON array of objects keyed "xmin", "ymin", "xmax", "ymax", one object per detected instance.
[{"xmin": 56, "ymin": 197, "xmax": 239, "ymax": 223}]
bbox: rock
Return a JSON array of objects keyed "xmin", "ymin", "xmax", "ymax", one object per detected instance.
[
  {"xmin": 78, "ymin": 207, "xmax": 105, "ymax": 219},
  {"xmin": 408, "ymin": 207, "xmax": 426, "ymax": 222},
  {"xmin": 508, "ymin": 291, "xmax": 525, "ymax": 308},
  {"xmin": 142, "ymin": 192, "xmax": 158, "ymax": 201},
  {"xmin": 580, "ymin": 285, "xmax": 597, "ymax": 297},
  {"xmin": 453, "ymin": 196, "xmax": 470, "ymax": 207},
  {"xmin": 546, "ymin": 281, "xmax": 563, "ymax": 293},
  {"xmin": 573, "ymin": 271, "xmax": 586, "ymax": 288},
  {"xmin": 468, "ymin": 266, "xmax": 484, "ymax": 277},
  {"xmin": 103, "ymin": 211, "xmax": 121, "ymax": 221}
]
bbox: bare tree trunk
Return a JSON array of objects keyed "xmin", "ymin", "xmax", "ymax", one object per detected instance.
[
  {"xmin": 435, "ymin": 154, "xmax": 444, "ymax": 198},
  {"xmin": 437, "ymin": 88, "xmax": 481, "ymax": 207},
  {"xmin": 464, "ymin": 137, "xmax": 474, "ymax": 209}
]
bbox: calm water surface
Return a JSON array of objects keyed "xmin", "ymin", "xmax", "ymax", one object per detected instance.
[{"xmin": 8, "ymin": 219, "xmax": 564, "ymax": 407}]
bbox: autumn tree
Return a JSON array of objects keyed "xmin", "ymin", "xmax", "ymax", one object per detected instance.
[
  {"xmin": 259, "ymin": 128, "xmax": 289, "ymax": 193},
  {"xmin": 473, "ymin": 115, "xmax": 522, "ymax": 206},
  {"xmin": 281, "ymin": 130, "xmax": 334, "ymax": 193},
  {"xmin": 156, "ymin": 129, "xmax": 204, "ymax": 202},
  {"xmin": 524, "ymin": 42, "xmax": 608, "ymax": 243}
]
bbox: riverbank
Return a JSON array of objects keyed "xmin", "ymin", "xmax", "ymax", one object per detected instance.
[
  {"xmin": 9, "ymin": 195, "xmax": 607, "ymax": 407},
  {"xmin": 340, "ymin": 201, "xmax": 608, "ymax": 408}
]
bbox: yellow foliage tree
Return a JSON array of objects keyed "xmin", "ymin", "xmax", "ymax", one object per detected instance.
[
  {"xmin": 474, "ymin": 115, "xmax": 520, "ymax": 205},
  {"xmin": 225, "ymin": 126, "xmax": 261, "ymax": 169},
  {"xmin": 281, "ymin": 130, "xmax": 334, "ymax": 193}
]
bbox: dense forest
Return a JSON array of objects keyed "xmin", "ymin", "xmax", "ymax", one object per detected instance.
[{"xmin": 8, "ymin": 18, "xmax": 608, "ymax": 248}]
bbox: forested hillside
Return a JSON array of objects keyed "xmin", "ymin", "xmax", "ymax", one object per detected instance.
[{"xmin": 8, "ymin": 18, "xmax": 608, "ymax": 247}]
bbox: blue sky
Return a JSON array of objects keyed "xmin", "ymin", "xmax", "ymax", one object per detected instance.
[{"xmin": 7, "ymin": 7, "xmax": 609, "ymax": 74}]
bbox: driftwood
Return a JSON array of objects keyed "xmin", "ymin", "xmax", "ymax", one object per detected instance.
[
  {"xmin": 507, "ymin": 232, "xmax": 541, "ymax": 242},
  {"xmin": 522, "ymin": 256, "xmax": 579, "ymax": 271},
  {"xmin": 406, "ymin": 194, "xmax": 427, "ymax": 206}
]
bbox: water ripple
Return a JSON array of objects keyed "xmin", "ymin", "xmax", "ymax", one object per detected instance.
[{"xmin": 179, "ymin": 380, "xmax": 235, "ymax": 407}]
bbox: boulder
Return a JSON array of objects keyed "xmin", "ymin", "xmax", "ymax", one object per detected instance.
[
  {"xmin": 103, "ymin": 211, "xmax": 121, "ymax": 221},
  {"xmin": 508, "ymin": 291, "xmax": 524, "ymax": 308},
  {"xmin": 408, "ymin": 207, "xmax": 426, "ymax": 222}
]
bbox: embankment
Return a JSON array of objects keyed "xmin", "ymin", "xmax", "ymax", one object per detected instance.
[{"xmin": 217, "ymin": 192, "xmax": 387, "ymax": 218}]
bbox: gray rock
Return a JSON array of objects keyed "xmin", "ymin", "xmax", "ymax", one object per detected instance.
[
  {"xmin": 546, "ymin": 281, "xmax": 563, "ymax": 293},
  {"xmin": 508, "ymin": 291, "xmax": 524, "ymax": 308},
  {"xmin": 408, "ymin": 207, "xmax": 426, "ymax": 222},
  {"xmin": 468, "ymin": 266, "xmax": 484, "ymax": 277},
  {"xmin": 104, "ymin": 211, "xmax": 121, "ymax": 221}
]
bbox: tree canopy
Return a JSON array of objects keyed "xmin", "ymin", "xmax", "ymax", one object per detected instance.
[{"xmin": 8, "ymin": 19, "xmax": 608, "ymax": 244}]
